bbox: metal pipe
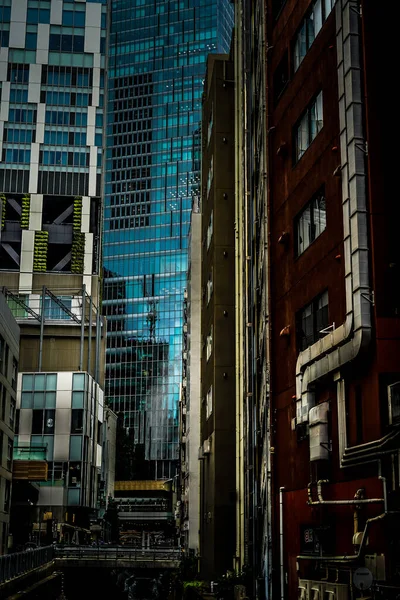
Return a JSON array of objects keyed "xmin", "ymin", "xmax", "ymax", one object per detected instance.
[
  {"xmin": 79, "ymin": 284, "xmax": 86, "ymax": 371},
  {"xmin": 280, "ymin": 487, "xmax": 285, "ymax": 600},
  {"xmin": 88, "ymin": 293, "xmax": 93, "ymax": 375},
  {"xmin": 379, "ymin": 476, "xmax": 387, "ymax": 513},
  {"xmin": 307, "ymin": 480, "xmax": 384, "ymax": 505},
  {"xmin": 297, "ymin": 513, "xmax": 387, "ymax": 562},
  {"xmin": 95, "ymin": 306, "xmax": 100, "ymax": 383},
  {"xmin": 38, "ymin": 286, "xmax": 46, "ymax": 372}
]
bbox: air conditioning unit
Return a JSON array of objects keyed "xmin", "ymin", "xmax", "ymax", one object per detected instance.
[
  {"xmin": 183, "ymin": 324, "xmax": 188, "ymax": 333},
  {"xmin": 183, "ymin": 351, "xmax": 188, "ymax": 360},
  {"xmin": 388, "ymin": 381, "xmax": 400, "ymax": 424},
  {"xmin": 182, "ymin": 378, "xmax": 187, "ymax": 388},
  {"xmin": 324, "ymin": 582, "xmax": 349, "ymax": 600},
  {"xmin": 184, "ymin": 289, "xmax": 188, "ymax": 299}
]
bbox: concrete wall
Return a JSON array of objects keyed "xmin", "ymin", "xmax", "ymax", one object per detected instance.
[
  {"xmin": 200, "ymin": 55, "xmax": 236, "ymax": 581},
  {"xmin": 0, "ymin": 292, "xmax": 19, "ymax": 554},
  {"xmin": 186, "ymin": 212, "xmax": 201, "ymax": 554}
]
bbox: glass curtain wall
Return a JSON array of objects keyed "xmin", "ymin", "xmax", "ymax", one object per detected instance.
[{"xmin": 103, "ymin": 0, "xmax": 233, "ymax": 479}]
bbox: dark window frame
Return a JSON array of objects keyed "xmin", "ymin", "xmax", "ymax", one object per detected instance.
[
  {"xmin": 294, "ymin": 187, "xmax": 327, "ymax": 256},
  {"xmin": 297, "ymin": 290, "xmax": 329, "ymax": 351}
]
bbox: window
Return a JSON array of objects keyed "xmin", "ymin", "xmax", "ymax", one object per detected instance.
[
  {"xmin": 206, "ymin": 155, "xmax": 213, "ymax": 196},
  {"xmin": 11, "ymin": 358, "xmax": 17, "ymax": 390},
  {"xmin": 294, "ymin": 91, "xmax": 323, "ymax": 161},
  {"xmin": 0, "ymin": 334, "xmax": 4, "ymax": 373},
  {"xmin": 293, "ymin": 0, "xmax": 336, "ymax": 71},
  {"xmin": 73, "ymin": 373, "xmax": 86, "ymax": 391},
  {"xmin": 68, "ymin": 462, "xmax": 81, "ymax": 487},
  {"xmin": 297, "ymin": 291, "xmax": 329, "ymax": 351},
  {"xmin": 274, "ymin": 51, "xmax": 289, "ymax": 104},
  {"xmin": 97, "ymin": 420, "xmax": 102, "ymax": 445},
  {"xmin": 273, "ymin": 0, "xmax": 287, "ymax": 19},
  {"xmin": 206, "ymin": 269, "xmax": 213, "ymax": 304},
  {"xmin": 295, "ymin": 189, "xmax": 326, "ymax": 255},
  {"xmin": 5, "ymin": 149, "xmax": 31, "ymax": 163},
  {"xmin": 0, "ymin": 384, "xmax": 5, "ymax": 420},
  {"xmin": 206, "ymin": 324, "xmax": 213, "ymax": 361},
  {"xmin": 8, "ymin": 108, "xmax": 35, "ymax": 123},
  {"xmin": 71, "ymin": 409, "xmax": 84, "ymax": 433},
  {"xmin": 7, "ymin": 438, "xmax": 12, "ymax": 470},
  {"xmin": 4, "ymin": 479, "xmax": 10, "ymax": 512},
  {"xmin": 9, "ymin": 398, "xmax": 16, "ymax": 430},
  {"xmin": 32, "ymin": 409, "xmax": 55, "ymax": 435},
  {"xmin": 206, "ymin": 211, "xmax": 213, "ymax": 249},
  {"xmin": 27, "ymin": 8, "xmax": 50, "ymax": 24},
  {"xmin": 25, "ymin": 31, "xmax": 37, "ymax": 50},
  {"xmin": 207, "ymin": 105, "xmax": 213, "ymax": 145},
  {"xmin": 206, "ymin": 386, "xmax": 213, "ymax": 419},
  {"xmin": 44, "ymin": 296, "xmax": 72, "ymax": 319}
]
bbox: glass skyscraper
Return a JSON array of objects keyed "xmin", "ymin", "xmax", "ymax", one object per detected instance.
[{"xmin": 103, "ymin": 0, "xmax": 234, "ymax": 479}]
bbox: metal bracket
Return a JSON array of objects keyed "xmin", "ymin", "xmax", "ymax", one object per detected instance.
[
  {"xmin": 361, "ymin": 290, "xmax": 375, "ymax": 306},
  {"xmin": 320, "ymin": 442, "xmax": 332, "ymax": 453}
]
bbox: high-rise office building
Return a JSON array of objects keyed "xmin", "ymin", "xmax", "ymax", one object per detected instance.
[
  {"xmin": 0, "ymin": 0, "xmax": 110, "ymax": 544},
  {"xmin": 0, "ymin": 0, "xmax": 107, "ymax": 295},
  {"xmin": 103, "ymin": 0, "xmax": 234, "ymax": 479}
]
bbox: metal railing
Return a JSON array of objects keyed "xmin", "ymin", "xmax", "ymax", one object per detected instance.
[
  {"xmin": 0, "ymin": 545, "xmax": 54, "ymax": 584},
  {"xmin": 55, "ymin": 545, "xmax": 181, "ymax": 563}
]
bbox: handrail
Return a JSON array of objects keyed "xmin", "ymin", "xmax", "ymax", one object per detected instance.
[
  {"xmin": 54, "ymin": 546, "xmax": 181, "ymax": 562},
  {"xmin": 0, "ymin": 545, "xmax": 54, "ymax": 585}
]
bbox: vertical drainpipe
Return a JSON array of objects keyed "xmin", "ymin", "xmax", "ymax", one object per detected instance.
[
  {"xmin": 79, "ymin": 284, "xmax": 86, "ymax": 371},
  {"xmin": 280, "ymin": 487, "xmax": 285, "ymax": 600},
  {"xmin": 234, "ymin": 0, "xmax": 245, "ymax": 571},
  {"xmin": 38, "ymin": 285, "xmax": 46, "ymax": 372},
  {"xmin": 95, "ymin": 306, "xmax": 100, "ymax": 383},
  {"xmin": 88, "ymin": 293, "xmax": 93, "ymax": 375}
]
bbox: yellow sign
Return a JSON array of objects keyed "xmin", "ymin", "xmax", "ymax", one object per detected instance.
[{"xmin": 114, "ymin": 480, "xmax": 169, "ymax": 491}]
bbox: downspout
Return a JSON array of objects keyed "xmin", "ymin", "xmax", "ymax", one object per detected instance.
[
  {"xmin": 264, "ymin": 10, "xmax": 274, "ymax": 600},
  {"xmin": 234, "ymin": 0, "xmax": 245, "ymax": 570},
  {"xmin": 295, "ymin": 0, "xmax": 372, "ymax": 420},
  {"xmin": 279, "ymin": 487, "xmax": 285, "ymax": 600}
]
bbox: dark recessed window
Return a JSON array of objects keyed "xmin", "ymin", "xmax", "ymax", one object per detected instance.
[
  {"xmin": 273, "ymin": 0, "xmax": 287, "ymax": 20},
  {"xmin": 71, "ymin": 409, "xmax": 84, "ymax": 434},
  {"xmin": 293, "ymin": 0, "xmax": 336, "ymax": 71},
  {"xmin": 297, "ymin": 290, "xmax": 329, "ymax": 351},
  {"xmin": 295, "ymin": 189, "xmax": 326, "ymax": 255},
  {"xmin": 294, "ymin": 91, "xmax": 323, "ymax": 162},
  {"xmin": 274, "ymin": 51, "xmax": 289, "ymax": 105},
  {"xmin": 32, "ymin": 409, "xmax": 56, "ymax": 435}
]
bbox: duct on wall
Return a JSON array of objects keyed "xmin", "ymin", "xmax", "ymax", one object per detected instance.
[
  {"xmin": 307, "ymin": 479, "xmax": 384, "ymax": 506},
  {"xmin": 295, "ymin": 0, "xmax": 372, "ymax": 423},
  {"xmin": 309, "ymin": 402, "xmax": 330, "ymax": 461}
]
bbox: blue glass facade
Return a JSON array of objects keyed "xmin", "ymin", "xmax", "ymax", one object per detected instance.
[{"xmin": 103, "ymin": 0, "xmax": 234, "ymax": 479}]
